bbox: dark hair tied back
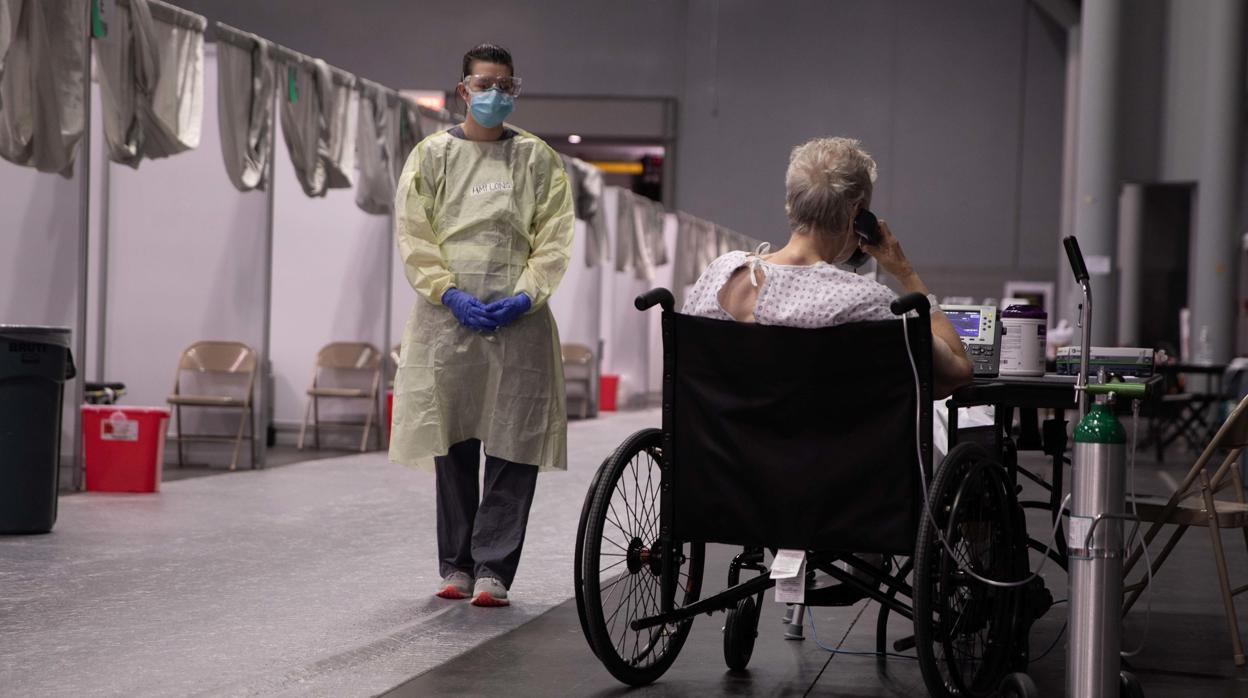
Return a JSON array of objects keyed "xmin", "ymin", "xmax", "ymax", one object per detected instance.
[{"xmin": 462, "ymin": 44, "xmax": 514, "ymax": 79}]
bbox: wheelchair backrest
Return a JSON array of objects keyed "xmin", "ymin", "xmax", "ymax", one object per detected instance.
[{"xmin": 663, "ymin": 312, "xmax": 934, "ymax": 554}]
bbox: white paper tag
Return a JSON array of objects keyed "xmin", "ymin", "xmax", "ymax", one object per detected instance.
[
  {"xmin": 771, "ymin": 549, "xmax": 806, "ymax": 604},
  {"xmin": 102, "ymin": 414, "xmax": 139, "ymax": 442},
  {"xmin": 1067, "ymin": 515, "xmax": 1092, "ymax": 549}
]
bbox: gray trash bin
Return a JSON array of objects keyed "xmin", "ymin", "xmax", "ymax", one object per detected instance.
[{"xmin": 0, "ymin": 326, "xmax": 74, "ymax": 534}]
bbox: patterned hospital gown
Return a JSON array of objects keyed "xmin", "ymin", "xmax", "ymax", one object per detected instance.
[{"xmin": 681, "ymin": 250, "xmax": 897, "ymax": 326}]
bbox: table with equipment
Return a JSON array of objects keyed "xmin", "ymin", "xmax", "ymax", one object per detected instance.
[{"xmin": 946, "ymin": 373, "xmax": 1163, "ymax": 568}]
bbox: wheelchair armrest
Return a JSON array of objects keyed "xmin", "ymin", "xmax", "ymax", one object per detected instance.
[
  {"xmin": 635, "ymin": 288, "xmax": 675, "ymax": 313},
  {"xmin": 890, "ymin": 292, "xmax": 930, "ymax": 317}
]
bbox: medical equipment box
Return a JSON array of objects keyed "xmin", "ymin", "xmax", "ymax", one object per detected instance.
[{"xmin": 1055, "ymin": 346, "xmax": 1154, "ymax": 377}]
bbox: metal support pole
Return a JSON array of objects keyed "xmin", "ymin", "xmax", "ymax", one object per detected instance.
[
  {"xmin": 1116, "ymin": 183, "xmax": 1143, "ymax": 345},
  {"xmin": 1057, "ymin": 24, "xmax": 1082, "ymax": 327},
  {"xmin": 381, "ymin": 212, "xmax": 395, "ymax": 441},
  {"xmin": 72, "ymin": 2, "xmax": 93, "ymax": 491},
  {"xmin": 1071, "ymin": 0, "xmax": 1123, "ymax": 346},
  {"xmin": 1188, "ymin": 0, "xmax": 1247, "ymax": 364},
  {"xmin": 256, "ymin": 87, "xmax": 277, "ymax": 467},
  {"xmin": 95, "ymin": 152, "xmax": 110, "ymax": 381}
]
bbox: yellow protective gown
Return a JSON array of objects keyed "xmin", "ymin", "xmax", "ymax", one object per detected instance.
[{"xmin": 390, "ymin": 126, "xmax": 574, "ymax": 473}]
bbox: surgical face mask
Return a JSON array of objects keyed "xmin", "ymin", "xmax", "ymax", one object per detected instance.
[{"xmin": 469, "ymin": 90, "xmax": 514, "ymax": 129}]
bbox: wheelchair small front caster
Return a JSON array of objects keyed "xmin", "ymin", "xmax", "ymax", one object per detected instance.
[
  {"xmin": 723, "ymin": 597, "xmax": 760, "ymax": 671},
  {"xmin": 1120, "ymin": 670, "xmax": 1144, "ymax": 698},
  {"xmin": 997, "ymin": 672, "xmax": 1038, "ymax": 698}
]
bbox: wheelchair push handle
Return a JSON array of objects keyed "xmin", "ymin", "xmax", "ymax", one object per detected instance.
[
  {"xmin": 890, "ymin": 292, "xmax": 930, "ymax": 316},
  {"xmin": 635, "ymin": 288, "xmax": 675, "ymax": 312},
  {"xmin": 1063, "ymin": 235, "xmax": 1089, "ymax": 283}
]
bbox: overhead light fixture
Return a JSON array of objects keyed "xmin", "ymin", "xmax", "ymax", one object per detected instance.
[{"xmin": 568, "ymin": 135, "xmax": 582, "ymax": 144}]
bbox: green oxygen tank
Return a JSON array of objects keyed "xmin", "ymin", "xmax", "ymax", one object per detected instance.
[{"xmin": 1067, "ymin": 400, "xmax": 1127, "ymax": 698}]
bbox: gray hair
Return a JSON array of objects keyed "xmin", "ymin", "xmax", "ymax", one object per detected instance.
[{"xmin": 784, "ymin": 137, "xmax": 878, "ymax": 240}]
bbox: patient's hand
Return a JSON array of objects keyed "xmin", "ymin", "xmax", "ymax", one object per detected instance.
[{"xmin": 863, "ymin": 220, "xmax": 913, "ymax": 280}]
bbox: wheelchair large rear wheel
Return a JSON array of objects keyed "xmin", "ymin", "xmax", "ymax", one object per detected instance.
[
  {"xmin": 577, "ymin": 428, "xmax": 706, "ymax": 686},
  {"xmin": 914, "ymin": 442, "xmax": 1026, "ymax": 698}
]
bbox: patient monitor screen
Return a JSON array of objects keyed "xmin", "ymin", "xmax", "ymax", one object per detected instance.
[{"xmin": 946, "ymin": 310, "xmax": 981, "ymax": 339}]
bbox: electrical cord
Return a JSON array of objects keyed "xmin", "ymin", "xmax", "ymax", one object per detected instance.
[
  {"xmin": 1120, "ymin": 398, "xmax": 1154, "ymax": 658},
  {"xmin": 804, "ymin": 607, "xmax": 919, "ymax": 661},
  {"xmin": 902, "ymin": 317, "xmax": 1069, "ymax": 589}
]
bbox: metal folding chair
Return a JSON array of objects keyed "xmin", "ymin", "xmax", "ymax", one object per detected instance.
[
  {"xmin": 562, "ymin": 343, "xmax": 595, "ymax": 419},
  {"xmin": 297, "ymin": 342, "xmax": 383, "ymax": 453},
  {"xmin": 166, "ymin": 341, "xmax": 258, "ymax": 471},
  {"xmin": 1124, "ymin": 393, "xmax": 1248, "ymax": 666}
]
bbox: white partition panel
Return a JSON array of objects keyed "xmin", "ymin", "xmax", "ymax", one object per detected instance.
[
  {"xmin": 598, "ymin": 189, "xmax": 652, "ymax": 407},
  {"xmin": 102, "ymin": 49, "xmax": 268, "ymax": 465},
  {"xmin": 270, "ymin": 117, "xmax": 389, "ymax": 446},
  {"xmin": 548, "ymin": 219, "xmax": 603, "ymax": 353},
  {"xmin": 0, "ymin": 146, "xmax": 86, "ymax": 481},
  {"xmin": 645, "ymin": 214, "xmax": 678, "ymax": 397}
]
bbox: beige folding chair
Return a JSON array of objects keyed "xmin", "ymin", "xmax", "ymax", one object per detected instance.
[
  {"xmin": 167, "ymin": 341, "xmax": 258, "ymax": 471},
  {"xmin": 562, "ymin": 343, "xmax": 595, "ymax": 419},
  {"xmin": 1123, "ymin": 393, "xmax": 1248, "ymax": 666},
  {"xmin": 298, "ymin": 342, "xmax": 383, "ymax": 453}
]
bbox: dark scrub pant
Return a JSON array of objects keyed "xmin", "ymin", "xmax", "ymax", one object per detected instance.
[{"xmin": 435, "ymin": 439, "xmax": 538, "ymax": 588}]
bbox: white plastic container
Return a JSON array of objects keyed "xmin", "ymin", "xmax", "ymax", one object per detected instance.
[{"xmin": 1000, "ymin": 305, "xmax": 1047, "ymax": 376}]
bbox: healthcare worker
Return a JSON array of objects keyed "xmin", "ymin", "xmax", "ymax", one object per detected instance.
[{"xmin": 390, "ymin": 44, "xmax": 574, "ymax": 608}]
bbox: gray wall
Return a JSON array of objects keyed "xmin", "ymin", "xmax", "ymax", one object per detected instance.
[{"xmin": 173, "ymin": 0, "xmax": 1068, "ymax": 295}]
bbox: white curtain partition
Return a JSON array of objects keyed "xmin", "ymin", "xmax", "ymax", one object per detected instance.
[
  {"xmin": 269, "ymin": 102, "xmax": 388, "ymax": 442},
  {"xmin": 99, "ymin": 44, "xmax": 268, "ymax": 461},
  {"xmin": 597, "ymin": 187, "xmax": 654, "ymax": 406}
]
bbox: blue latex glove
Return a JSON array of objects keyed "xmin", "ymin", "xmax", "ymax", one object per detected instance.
[
  {"xmin": 482, "ymin": 293, "xmax": 532, "ymax": 330},
  {"xmin": 442, "ymin": 288, "xmax": 498, "ymax": 332}
]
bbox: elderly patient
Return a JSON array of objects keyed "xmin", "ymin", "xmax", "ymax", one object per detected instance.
[{"xmin": 683, "ymin": 136, "xmax": 972, "ymax": 399}]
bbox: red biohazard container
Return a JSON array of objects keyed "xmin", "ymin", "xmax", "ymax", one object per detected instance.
[
  {"xmin": 599, "ymin": 374, "xmax": 620, "ymax": 412},
  {"xmin": 82, "ymin": 406, "xmax": 169, "ymax": 493},
  {"xmin": 386, "ymin": 390, "xmax": 394, "ymax": 444}
]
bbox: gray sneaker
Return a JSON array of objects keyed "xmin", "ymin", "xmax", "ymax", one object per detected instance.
[
  {"xmin": 435, "ymin": 571, "xmax": 473, "ymax": 600},
  {"xmin": 471, "ymin": 576, "xmax": 510, "ymax": 607}
]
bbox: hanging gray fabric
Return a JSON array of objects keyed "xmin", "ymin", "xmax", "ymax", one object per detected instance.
[
  {"xmin": 694, "ymin": 217, "xmax": 719, "ymax": 272},
  {"xmin": 573, "ymin": 159, "xmax": 608, "ymax": 268},
  {"xmin": 0, "ymin": 0, "xmax": 88, "ymax": 175},
  {"xmin": 673, "ymin": 212, "xmax": 698, "ymax": 290},
  {"xmin": 614, "ymin": 188, "xmax": 639, "ymax": 275},
  {"xmin": 323, "ymin": 73, "xmax": 356, "ymax": 188},
  {"xmin": 95, "ymin": 0, "xmax": 206, "ymax": 168},
  {"xmin": 0, "ymin": 1, "xmax": 14, "ymax": 107},
  {"xmin": 396, "ymin": 98, "xmax": 421, "ymax": 175},
  {"xmin": 279, "ymin": 59, "xmax": 330, "ymax": 196},
  {"xmin": 629, "ymin": 192, "xmax": 657, "ymax": 281},
  {"xmin": 560, "ymin": 154, "xmax": 584, "ymax": 219},
  {"xmin": 646, "ymin": 199, "xmax": 669, "ymax": 267},
  {"xmin": 215, "ymin": 26, "xmax": 274, "ymax": 191},
  {"xmin": 279, "ymin": 58, "xmax": 357, "ymax": 197},
  {"xmin": 355, "ymin": 82, "xmax": 398, "ymax": 215}
]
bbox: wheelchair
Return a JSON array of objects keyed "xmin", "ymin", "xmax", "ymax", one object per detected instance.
[{"xmin": 574, "ymin": 289, "xmax": 1049, "ymax": 697}]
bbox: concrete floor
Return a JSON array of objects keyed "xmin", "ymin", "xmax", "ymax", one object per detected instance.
[
  {"xmin": 397, "ymin": 445, "xmax": 1248, "ymax": 697},
  {"xmin": 6, "ymin": 407, "xmax": 1248, "ymax": 696},
  {"xmin": 2, "ymin": 409, "xmax": 657, "ymax": 697}
]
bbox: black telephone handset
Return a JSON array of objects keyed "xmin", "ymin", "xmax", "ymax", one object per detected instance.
[{"xmin": 847, "ymin": 208, "xmax": 881, "ymax": 269}]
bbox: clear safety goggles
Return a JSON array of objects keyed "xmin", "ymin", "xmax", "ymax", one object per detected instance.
[{"xmin": 462, "ymin": 74, "xmax": 523, "ymax": 97}]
